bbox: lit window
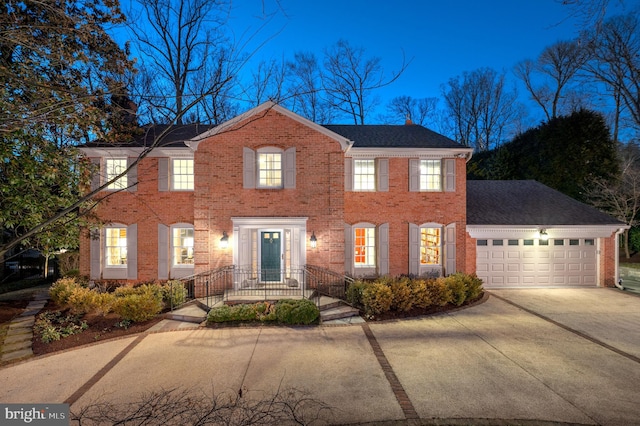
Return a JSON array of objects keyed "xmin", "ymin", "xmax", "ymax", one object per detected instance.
[
  {"xmin": 420, "ymin": 227, "xmax": 441, "ymax": 265},
  {"xmin": 173, "ymin": 228, "xmax": 194, "ymax": 265},
  {"xmin": 106, "ymin": 158, "xmax": 127, "ymax": 190},
  {"xmin": 419, "ymin": 160, "xmax": 441, "ymax": 191},
  {"xmin": 106, "ymin": 228, "xmax": 127, "ymax": 266},
  {"xmin": 258, "ymin": 152, "xmax": 282, "ymax": 188},
  {"xmin": 354, "ymin": 227, "xmax": 376, "ymax": 267},
  {"xmin": 172, "ymin": 159, "xmax": 194, "ymax": 190},
  {"xmin": 354, "ymin": 159, "xmax": 376, "ymax": 191}
]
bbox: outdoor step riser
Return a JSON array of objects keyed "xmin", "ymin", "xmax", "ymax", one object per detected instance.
[
  {"xmin": 320, "ymin": 307, "xmax": 360, "ymax": 322},
  {"xmin": 319, "ymin": 301, "xmax": 344, "ymax": 311},
  {"xmin": 163, "ymin": 314, "xmax": 205, "ymax": 323},
  {"xmin": 321, "ymin": 311, "xmax": 360, "ymax": 322}
]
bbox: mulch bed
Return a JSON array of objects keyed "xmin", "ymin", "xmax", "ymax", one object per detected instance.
[
  {"xmin": 1, "ymin": 292, "xmax": 486, "ymax": 357},
  {"xmin": 30, "ymin": 301, "xmax": 163, "ymax": 356}
]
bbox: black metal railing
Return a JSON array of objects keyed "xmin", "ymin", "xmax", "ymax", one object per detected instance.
[
  {"xmin": 177, "ymin": 265, "xmax": 354, "ymax": 308},
  {"xmin": 228, "ymin": 267, "xmax": 307, "ymax": 300},
  {"xmin": 304, "ymin": 264, "xmax": 354, "ymax": 303}
]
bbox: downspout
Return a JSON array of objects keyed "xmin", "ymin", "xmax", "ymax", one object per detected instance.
[{"xmin": 614, "ymin": 227, "xmax": 626, "ymax": 290}]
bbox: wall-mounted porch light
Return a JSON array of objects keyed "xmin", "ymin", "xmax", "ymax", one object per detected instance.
[
  {"xmin": 220, "ymin": 231, "xmax": 229, "ymax": 249},
  {"xmin": 539, "ymin": 229, "xmax": 549, "ymax": 241},
  {"xmin": 310, "ymin": 231, "xmax": 317, "ymax": 248}
]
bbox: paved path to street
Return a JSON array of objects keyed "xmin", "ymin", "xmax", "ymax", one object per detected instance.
[{"xmin": 1, "ymin": 288, "xmax": 640, "ymax": 425}]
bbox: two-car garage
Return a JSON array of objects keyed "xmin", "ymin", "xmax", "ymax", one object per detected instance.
[
  {"xmin": 467, "ymin": 180, "xmax": 626, "ymax": 289},
  {"xmin": 475, "ymin": 237, "xmax": 597, "ymax": 287}
]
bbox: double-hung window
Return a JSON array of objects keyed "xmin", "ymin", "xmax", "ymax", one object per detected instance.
[
  {"xmin": 420, "ymin": 160, "xmax": 441, "ymax": 191},
  {"xmin": 354, "ymin": 227, "xmax": 376, "ymax": 267},
  {"xmin": 420, "ymin": 227, "xmax": 442, "ymax": 265},
  {"xmin": 172, "ymin": 159, "xmax": 194, "ymax": 190},
  {"xmin": 106, "ymin": 158, "xmax": 128, "ymax": 190},
  {"xmin": 172, "ymin": 227, "xmax": 194, "ymax": 265},
  {"xmin": 258, "ymin": 151, "xmax": 283, "ymax": 188},
  {"xmin": 354, "ymin": 159, "xmax": 376, "ymax": 191},
  {"xmin": 105, "ymin": 227, "xmax": 127, "ymax": 266}
]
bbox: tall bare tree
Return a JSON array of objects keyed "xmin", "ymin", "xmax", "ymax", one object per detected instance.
[
  {"xmin": 442, "ymin": 68, "xmax": 522, "ymax": 151},
  {"xmin": 586, "ymin": 143, "xmax": 640, "ymax": 258},
  {"xmin": 583, "ymin": 13, "xmax": 640, "ymax": 133},
  {"xmin": 287, "ymin": 51, "xmax": 336, "ymax": 123},
  {"xmin": 515, "ymin": 40, "xmax": 589, "ymax": 120},
  {"xmin": 127, "ymin": 0, "xmax": 236, "ymax": 124},
  {"xmin": 322, "ymin": 39, "xmax": 408, "ymax": 124},
  {"xmin": 382, "ymin": 95, "xmax": 439, "ymax": 126},
  {"xmin": 243, "ymin": 57, "xmax": 288, "ymax": 107}
]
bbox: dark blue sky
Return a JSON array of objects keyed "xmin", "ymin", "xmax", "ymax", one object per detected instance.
[{"xmin": 229, "ymin": 0, "xmax": 627, "ymax": 122}]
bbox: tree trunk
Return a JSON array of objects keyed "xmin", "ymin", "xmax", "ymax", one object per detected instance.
[{"xmin": 624, "ymin": 228, "xmax": 631, "ymax": 259}]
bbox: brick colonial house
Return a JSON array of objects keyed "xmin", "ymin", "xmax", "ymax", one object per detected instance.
[{"xmin": 79, "ymin": 102, "xmax": 626, "ymax": 289}]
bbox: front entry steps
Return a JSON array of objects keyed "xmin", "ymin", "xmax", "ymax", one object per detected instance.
[
  {"xmin": 164, "ymin": 296, "xmax": 364, "ymax": 325},
  {"xmin": 164, "ymin": 300, "xmax": 208, "ymax": 323},
  {"xmin": 317, "ymin": 296, "xmax": 363, "ymax": 325}
]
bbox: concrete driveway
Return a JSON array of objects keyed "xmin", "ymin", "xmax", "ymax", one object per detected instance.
[{"xmin": 1, "ymin": 287, "xmax": 640, "ymax": 425}]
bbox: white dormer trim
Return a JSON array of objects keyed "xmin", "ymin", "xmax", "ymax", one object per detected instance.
[{"xmin": 186, "ymin": 101, "xmax": 353, "ymax": 152}]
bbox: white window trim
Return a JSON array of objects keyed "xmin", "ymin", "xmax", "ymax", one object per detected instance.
[
  {"xmin": 171, "ymin": 158, "xmax": 194, "ymax": 191},
  {"xmin": 353, "ymin": 159, "xmax": 376, "ymax": 192},
  {"xmin": 419, "ymin": 159, "xmax": 442, "ymax": 192},
  {"xmin": 106, "ymin": 158, "xmax": 128, "ymax": 190},
  {"xmin": 419, "ymin": 224, "xmax": 443, "ymax": 267},
  {"xmin": 104, "ymin": 226, "xmax": 128, "ymax": 269},
  {"xmin": 257, "ymin": 147, "xmax": 284, "ymax": 189},
  {"xmin": 354, "ymin": 224, "xmax": 376, "ymax": 269},
  {"xmin": 171, "ymin": 224, "xmax": 195, "ymax": 267}
]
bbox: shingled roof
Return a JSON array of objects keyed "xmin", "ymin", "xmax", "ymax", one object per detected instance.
[
  {"xmin": 82, "ymin": 124, "xmax": 215, "ymax": 148},
  {"xmin": 323, "ymin": 124, "xmax": 464, "ymax": 149},
  {"xmin": 467, "ymin": 180, "xmax": 624, "ymax": 226}
]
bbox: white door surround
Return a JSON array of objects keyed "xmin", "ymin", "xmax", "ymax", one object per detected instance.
[{"xmin": 232, "ymin": 217, "xmax": 307, "ymax": 288}]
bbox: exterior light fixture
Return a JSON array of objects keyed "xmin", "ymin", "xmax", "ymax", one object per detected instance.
[
  {"xmin": 220, "ymin": 231, "xmax": 229, "ymax": 249},
  {"xmin": 540, "ymin": 229, "xmax": 549, "ymax": 241},
  {"xmin": 310, "ymin": 231, "xmax": 317, "ymax": 248}
]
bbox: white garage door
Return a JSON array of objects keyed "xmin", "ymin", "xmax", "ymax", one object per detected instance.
[{"xmin": 476, "ymin": 238, "xmax": 597, "ymax": 287}]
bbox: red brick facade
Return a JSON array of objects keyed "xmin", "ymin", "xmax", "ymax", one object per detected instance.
[{"xmin": 79, "ymin": 102, "xmax": 623, "ymax": 288}]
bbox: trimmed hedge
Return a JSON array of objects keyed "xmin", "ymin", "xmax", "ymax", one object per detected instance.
[
  {"xmin": 347, "ymin": 273, "xmax": 484, "ymax": 318},
  {"xmin": 48, "ymin": 278, "xmax": 187, "ymax": 323},
  {"xmin": 207, "ymin": 299, "xmax": 318, "ymax": 325}
]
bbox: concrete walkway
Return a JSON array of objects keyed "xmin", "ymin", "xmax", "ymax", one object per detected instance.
[{"xmin": 1, "ymin": 288, "xmax": 640, "ymax": 425}]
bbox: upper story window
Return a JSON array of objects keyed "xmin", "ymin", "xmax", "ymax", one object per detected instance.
[
  {"xmin": 345, "ymin": 158, "xmax": 389, "ymax": 192},
  {"xmin": 243, "ymin": 147, "xmax": 296, "ymax": 189},
  {"xmin": 420, "ymin": 160, "xmax": 441, "ymax": 191},
  {"xmin": 258, "ymin": 151, "xmax": 283, "ymax": 188},
  {"xmin": 172, "ymin": 227, "xmax": 194, "ymax": 265},
  {"xmin": 106, "ymin": 158, "xmax": 127, "ymax": 190},
  {"xmin": 409, "ymin": 158, "xmax": 455, "ymax": 192},
  {"xmin": 354, "ymin": 159, "xmax": 376, "ymax": 191},
  {"xmin": 420, "ymin": 227, "xmax": 442, "ymax": 265},
  {"xmin": 105, "ymin": 227, "xmax": 127, "ymax": 266},
  {"xmin": 172, "ymin": 159, "xmax": 194, "ymax": 190}
]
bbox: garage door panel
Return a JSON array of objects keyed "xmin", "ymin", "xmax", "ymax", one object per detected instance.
[
  {"xmin": 507, "ymin": 263, "xmax": 520, "ymax": 272},
  {"xmin": 491, "ymin": 263, "xmax": 504, "ymax": 272},
  {"xmin": 567, "ymin": 250, "xmax": 582, "ymax": 259},
  {"xmin": 567, "ymin": 262, "xmax": 582, "ymax": 271}
]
